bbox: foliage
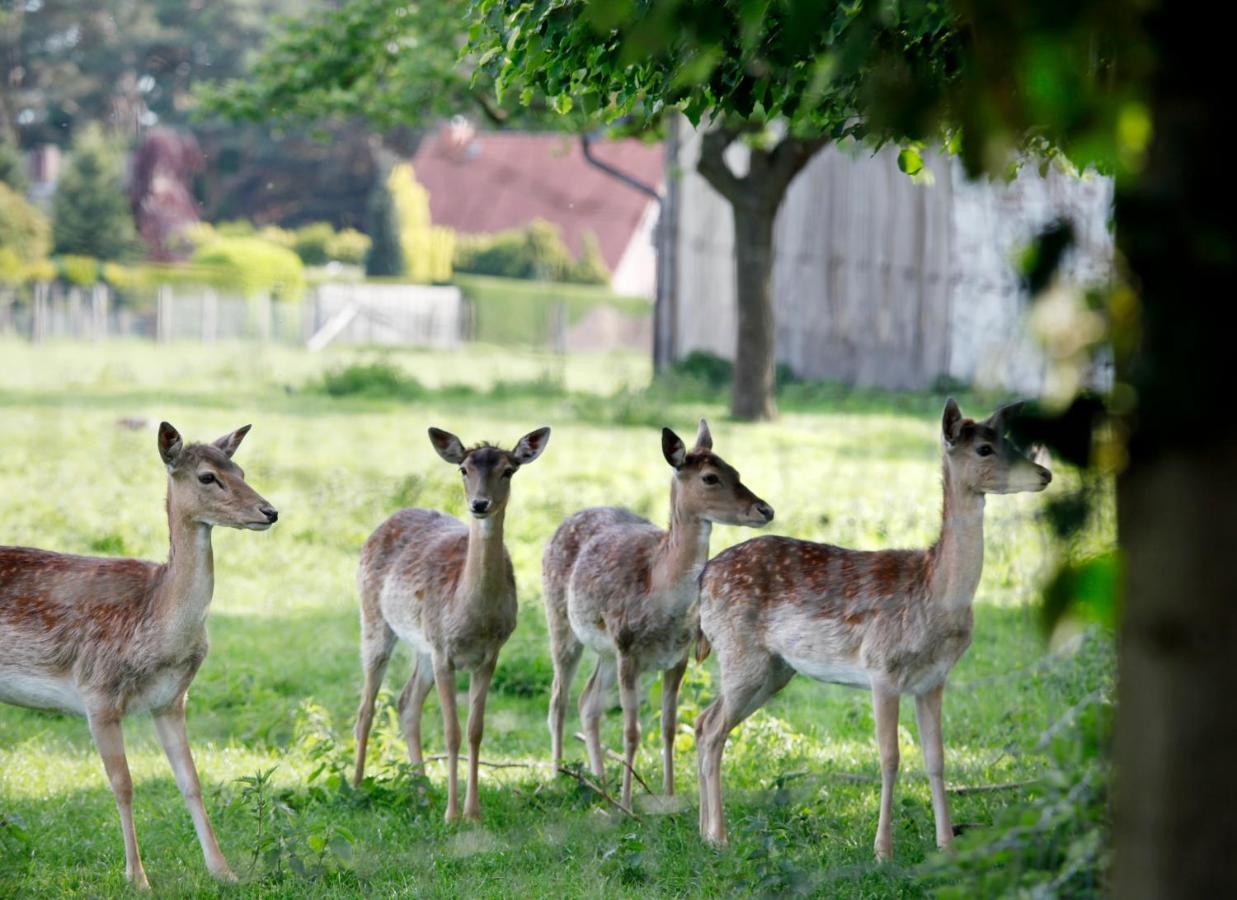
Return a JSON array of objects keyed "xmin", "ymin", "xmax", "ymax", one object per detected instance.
[
  {"xmin": 570, "ymin": 231, "xmax": 611, "ymax": 285},
  {"xmin": 317, "ymin": 362, "xmax": 427, "ymax": 401},
  {"xmin": 51, "ymin": 125, "xmax": 139, "ymax": 261},
  {"xmin": 57, "ymin": 255, "xmax": 100, "ymax": 287},
  {"xmin": 190, "ymin": 236, "xmax": 306, "ymax": 300},
  {"xmin": 455, "ymin": 273, "xmax": 648, "ymax": 346},
  {"xmin": 454, "ymin": 221, "xmax": 610, "ymax": 285},
  {"xmin": 0, "ymin": 140, "xmax": 26, "ymax": 192},
  {"xmin": 387, "ymin": 164, "xmax": 454, "ymax": 283},
  {"xmin": 0, "ymin": 182, "xmax": 50, "ymax": 266},
  {"xmin": 292, "ymin": 222, "xmax": 336, "ymax": 266},
  {"xmin": 325, "ymin": 228, "xmax": 372, "ymax": 266},
  {"xmin": 364, "ymin": 172, "xmax": 405, "ymax": 278}
]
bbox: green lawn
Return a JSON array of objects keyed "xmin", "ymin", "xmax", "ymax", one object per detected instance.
[{"xmin": 0, "ymin": 339, "xmax": 1111, "ymax": 898}]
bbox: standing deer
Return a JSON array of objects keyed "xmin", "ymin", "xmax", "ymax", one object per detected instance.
[
  {"xmin": 543, "ymin": 420, "xmax": 774, "ymax": 809},
  {"xmin": 352, "ymin": 426, "xmax": 550, "ymax": 822},
  {"xmin": 0, "ymin": 422, "xmax": 278, "ymax": 889},
  {"xmin": 694, "ymin": 400, "xmax": 1052, "ymax": 858}
]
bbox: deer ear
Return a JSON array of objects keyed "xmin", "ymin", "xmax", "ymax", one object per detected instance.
[
  {"xmin": 512, "ymin": 426, "xmax": 551, "ymax": 465},
  {"xmin": 213, "ymin": 424, "xmax": 251, "ymax": 459},
  {"xmin": 984, "ymin": 401, "xmax": 1025, "ymax": 433},
  {"xmin": 942, "ymin": 399, "xmax": 964, "ymax": 445},
  {"xmin": 158, "ymin": 421, "xmax": 184, "ymax": 467},
  {"xmin": 694, "ymin": 418, "xmax": 713, "ymax": 451},
  {"xmin": 428, "ymin": 427, "xmax": 466, "ymax": 464},
  {"xmin": 662, "ymin": 427, "xmax": 687, "ymax": 469}
]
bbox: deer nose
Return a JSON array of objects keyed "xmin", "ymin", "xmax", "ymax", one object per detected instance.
[
  {"xmin": 755, "ymin": 501, "xmax": 774, "ymax": 523},
  {"xmin": 1039, "ymin": 467, "xmax": 1053, "ymax": 485},
  {"xmin": 261, "ymin": 506, "xmax": 279, "ymax": 523},
  {"xmin": 471, "ymin": 499, "xmax": 491, "ymax": 515}
]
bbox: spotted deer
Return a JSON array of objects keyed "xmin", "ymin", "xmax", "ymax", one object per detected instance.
[
  {"xmin": 694, "ymin": 400, "xmax": 1052, "ymax": 858},
  {"xmin": 0, "ymin": 422, "xmax": 278, "ymax": 889},
  {"xmin": 352, "ymin": 426, "xmax": 550, "ymax": 822},
  {"xmin": 543, "ymin": 420, "xmax": 773, "ymax": 809}
]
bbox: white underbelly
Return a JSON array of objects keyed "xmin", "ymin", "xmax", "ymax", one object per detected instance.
[
  {"xmin": 0, "ymin": 669, "xmax": 86, "ymax": 716},
  {"xmin": 782, "ymin": 654, "xmax": 872, "ymax": 689}
]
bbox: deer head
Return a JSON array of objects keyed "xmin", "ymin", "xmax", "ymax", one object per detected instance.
[
  {"xmin": 158, "ymin": 422, "xmax": 279, "ymax": 529},
  {"xmin": 429, "ymin": 426, "xmax": 551, "ymax": 520},
  {"xmin": 941, "ymin": 399, "xmax": 1052, "ymax": 495},
  {"xmin": 662, "ymin": 419, "xmax": 774, "ymax": 527}
]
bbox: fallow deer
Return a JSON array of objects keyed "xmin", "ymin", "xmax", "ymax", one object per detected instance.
[
  {"xmin": 352, "ymin": 426, "xmax": 550, "ymax": 822},
  {"xmin": 694, "ymin": 399, "xmax": 1051, "ymax": 858},
  {"xmin": 0, "ymin": 422, "xmax": 278, "ymax": 889},
  {"xmin": 543, "ymin": 420, "xmax": 773, "ymax": 808}
]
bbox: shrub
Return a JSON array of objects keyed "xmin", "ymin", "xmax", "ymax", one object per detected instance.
[
  {"xmin": 567, "ymin": 230, "xmax": 610, "ymax": 285},
  {"xmin": 191, "ymin": 236, "xmax": 306, "ymax": 300},
  {"xmin": 258, "ymin": 225, "xmax": 295, "ymax": 250},
  {"xmin": 0, "ymin": 140, "xmax": 26, "ymax": 193},
  {"xmin": 58, "ymin": 254, "xmax": 99, "ymax": 287},
  {"xmin": 454, "ymin": 219, "xmax": 607, "ymax": 283},
  {"xmin": 215, "ymin": 219, "xmax": 256, "ymax": 237},
  {"xmin": 292, "ymin": 222, "xmax": 335, "ymax": 265},
  {"xmin": 387, "ymin": 163, "xmax": 453, "ymax": 283},
  {"xmin": 325, "ymin": 228, "xmax": 371, "ymax": 265},
  {"xmin": 365, "ymin": 175, "xmax": 404, "ymax": 277},
  {"xmin": 316, "ymin": 362, "xmax": 425, "ymax": 400},
  {"xmin": 51, "ymin": 124, "xmax": 139, "ymax": 261},
  {"xmin": 0, "ymin": 182, "xmax": 51, "ymax": 267}
]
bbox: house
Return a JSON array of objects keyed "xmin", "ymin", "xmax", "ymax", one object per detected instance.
[
  {"xmin": 411, "ymin": 123, "xmax": 663, "ymax": 298},
  {"xmin": 669, "ymin": 126, "xmax": 1114, "ymax": 393}
]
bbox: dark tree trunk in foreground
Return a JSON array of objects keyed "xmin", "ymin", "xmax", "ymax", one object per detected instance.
[
  {"xmin": 697, "ymin": 129, "xmax": 826, "ymax": 421},
  {"xmin": 1113, "ymin": 9, "xmax": 1237, "ymax": 896}
]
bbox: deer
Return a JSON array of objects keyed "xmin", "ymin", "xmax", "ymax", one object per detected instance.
[
  {"xmin": 694, "ymin": 399, "xmax": 1052, "ymax": 858},
  {"xmin": 0, "ymin": 422, "xmax": 278, "ymax": 889},
  {"xmin": 352, "ymin": 425, "xmax": 550, "ymax": 822},
  {"xmin": 542, "ymin": 419, "xmax": 774, "ymax": 809}
]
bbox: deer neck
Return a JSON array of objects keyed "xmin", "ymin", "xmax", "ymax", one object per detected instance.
[
  {"xmin": 460, "ymin": 511, "xmax": 508, "ymax": 604},
  {"xmin": 655, "ymin": 482, "xmax": 712, "ymax": 607},
  {"xmin": 156, "ymin": 498, "xmax": 216, "ymax": 640},
  {"xmin": 928, "ymin": 462, "xmax": 986, "ymax": 611}
]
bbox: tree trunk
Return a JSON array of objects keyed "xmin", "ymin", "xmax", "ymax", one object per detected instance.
[
  {"xmin": 1112, "ymin": 7, "xmax": 1237, "ymax": 896},
  {"xmin": 696, "ymin": 129, "xmax": 827, "ymax": 421},
  {"xmin": 731, "ymin": 203, "xmax": 778, "ymax": 420}
]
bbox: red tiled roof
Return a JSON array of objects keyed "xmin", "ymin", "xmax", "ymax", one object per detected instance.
[{"xmin": 412, "ymin": 128, "xmax": 663, "ymax": 270}]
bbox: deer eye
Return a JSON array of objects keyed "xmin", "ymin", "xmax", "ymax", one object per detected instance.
[
  {"xmin": 501, "ymin": 469, "xmax": 515, "ymax": 479},
  {"xmin": 459, "ymin": 467, "xmax": 467, "ymax": 476},
  {"xmin": 702, "ymin": 473, "xmax": 720, "ymax": 485},
  {"xmin": 198, "ymin": 473, "xmax": 217, "ymax": 485},
  {"xmin": 976, "ymin": 445, "xmax": 994, "ymax": 457}
]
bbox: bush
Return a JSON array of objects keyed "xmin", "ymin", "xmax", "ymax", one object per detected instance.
[
  {"xmin": 387, "ymin": 164, "xmax": 453, "ymax": 283},
  {"xmin": 316, "ymin": 362, "xmax": 425, "ymax": 400},
  {"xmin": 292, "ymin": 222, "xmax": 335, "ymax": 265},
  {"xmin": 454, "ymin": 219, "xmax": 608, "ymax": 284},
  {"xmin": 0, "ymin": 182, "xmax": 51, "ymax": 268},
  {"xmin": 365, "ymin": 175, "xmax": 404, "ymax": 277},
  {"xmin": 0, "ymin": 140, "xmax": 26, "ymax": 193},
  {"xmin": 258, "ymin": 225, "xmax": 295, "ymax": 250},
  {"xmin": 191, "ymin": 236, "xmax": 306, "ymax": 300},
  {"xmin": 58, "ymin": 255, "xmax": 99, "ymax": 287},
  {"xmin": 325, "ymin": 228, "xmax": 371, "ymax": 265},
  {"xmin": 215, "ymin": 219, "xmax": 256, "ymax": 237},
  {"xmin": 51, "ymin": 125, "xmax": 139, "ymax": 261}
]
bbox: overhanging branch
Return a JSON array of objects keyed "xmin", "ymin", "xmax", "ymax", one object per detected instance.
[{"xmin": 696, "ymin": 126, "xmax": 745, "ymax": 205}]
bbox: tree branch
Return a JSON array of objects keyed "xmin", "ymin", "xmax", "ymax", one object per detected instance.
[
  {"xmin": 696, "ymin": 126, "xmax": 745, "ymax": 205},
  {"xmin": 556, "ymin": 764, "xmax": 643, "ymax": 821},
  {"xmin": 766, "ymin": 135, "xmax": 830, "ymax": 201},
  {"xmin": 572, "ymin": 731, "xmax": 654, "ymax": 795}
]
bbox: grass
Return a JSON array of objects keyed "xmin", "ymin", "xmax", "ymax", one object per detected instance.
[{"xmin": 0, "ymin": 339, "xmax": 1112, "ymax": 898}]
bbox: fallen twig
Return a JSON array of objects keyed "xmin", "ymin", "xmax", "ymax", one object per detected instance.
[
  {"xmin": 556, "ymin": 764, "xmax": 643, "ymax": 822},
  {"xmin": 948, "ymin": 779, "xmax": 1039, "ymax": 795},
  {"xmin": 572, "ymin": 732, "xmax": 654, "ymax": 796},
  {"xmin": 421, "ymin": 754, "xmax": 544, "ymax": 770}
]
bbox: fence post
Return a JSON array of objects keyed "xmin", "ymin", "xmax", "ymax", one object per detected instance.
[
  {"xmin": 90, "ymin": 282, "xmax": 109, "ymax": 341},
  {"xmin": 32, "ymin": 281, "xmax": 49, "ymax": 343},
  {"xmin": 550, "ymin": 300, "xmax": 567, "ymax": 355},
  {"xmin": 258, "ymin": 292, "xmax": 272, "ymax": 342},
  {"xmin": 202, "ymin": 288, "xmax": 218, "ymax": 343},
  {"xmin": 157, "ymin": 284, "xmax": 172, "ymax": 343}
]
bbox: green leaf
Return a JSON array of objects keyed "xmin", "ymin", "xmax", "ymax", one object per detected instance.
[{"xmin": 897, "ymin": 146, "xmax": 924, "ymax": 175}]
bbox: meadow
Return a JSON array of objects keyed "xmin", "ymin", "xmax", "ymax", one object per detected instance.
[{"xmin": 0, "ymin": 339, "xmax": 1112, "ymax": 898}]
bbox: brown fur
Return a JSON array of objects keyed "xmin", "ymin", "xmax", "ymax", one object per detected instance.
[
  {"xmin": 694, "ymin": 400, "xmax": 1051, "ymax": 857},
  {"xmin": 541, "ymin": 420, "xmax": 773, "ymax": 807},
  {"xmin": 351, "ymin": 426, "xmax": 549, "ymax": 823},
  {"xmin": 0, "ymin": 423, "xmax": 277, "ymax": 888}
]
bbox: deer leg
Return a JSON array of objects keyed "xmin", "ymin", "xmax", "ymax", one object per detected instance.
[
  {"xmin": 87, "ymin": 711, "xmax": 150, "ymax": 890},
  {"xmin": 697, "ymin": 654, "xmax": 793, "ymax": 845},
  {"xmin": 578, "ymin": 655, "xmax": 616, "ymax": 782},
  {"xmin": 433, "ymin": 655, "xmax": 462, "ymax": 823},
  {"xmin": 660, "ymin": 658, "xmax": 688, "ymax": 796},
  {"xmin": 398, "ymin": 653, "xmax": 435, "ymax": 769},
  {"xmin": 463, "ymin": 654, "xmax": 498, "ymax": 821},
  {"xmin": 353, "ymin": 621, "xmax": 396, "ymax": 787},
  {"xmin": 548, "ymin": 632, "xmax": 584, "ymax": 769},
  {"xmin": 617, "ymin": 653, "xmax": 642, "ymax": 809},
  {"xmin": 152, "ymin": 697, "xmax": 235, "ymax": 882},
  {"xmin": 915, "ymin": 685, "xmax": 954, "ymax": 849},
  {"xmin": 872, "ymin": 687, "xmax": 902, "ymax": 861}
]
